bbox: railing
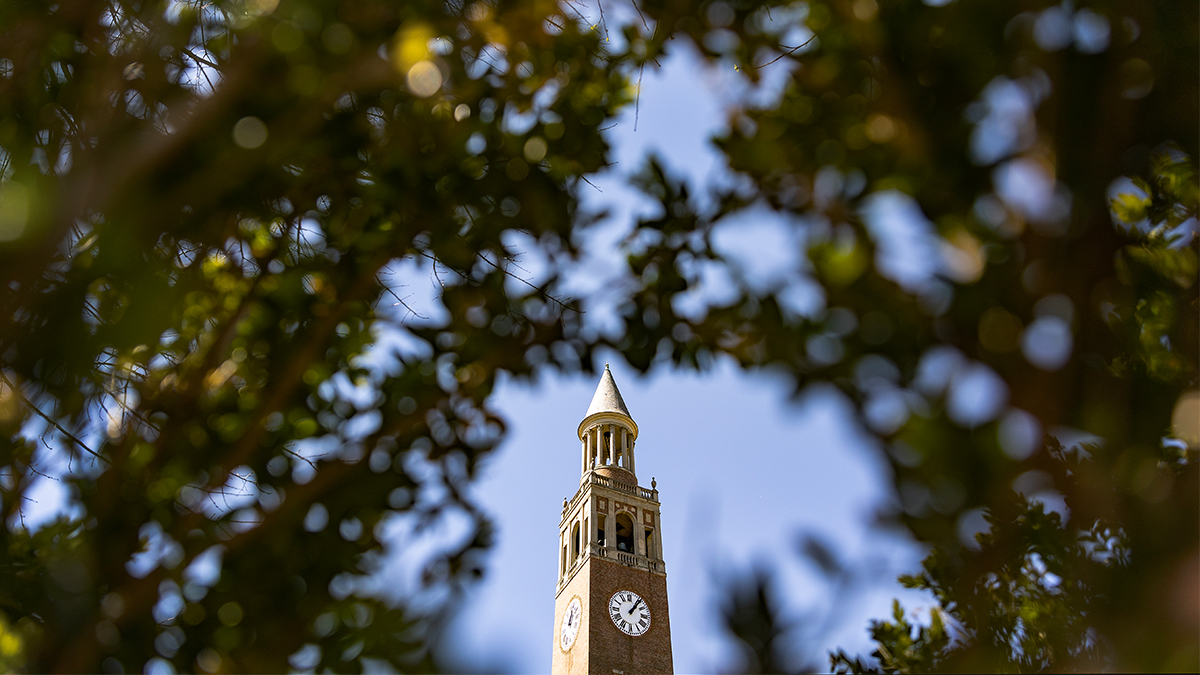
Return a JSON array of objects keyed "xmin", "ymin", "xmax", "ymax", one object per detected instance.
[
  {"xmin": 558, "ymin": 544, "xmax": 666, "ymax": 591},
  {"xmin": 561, "ymin": 472, "xmax": 659, "ymax": 524},
  {"xmin": 594, "ymin": 544, "xmax": 665, "ymax": 574},
  {"xmin": 589, "ymin": 473, "xmax": 658, "ymax": 501}
]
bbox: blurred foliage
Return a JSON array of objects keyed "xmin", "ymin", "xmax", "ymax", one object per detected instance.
[
  {"xmin": 0, "ymin": 0, "xmax": 1196, "ymax": 673},
  {"xmin": 831, "ymin": 600, "xmax": 949, "ymax": 674},
  {"xmin": 818, "ymin": 151, "xmax": 1199, "ymax": 673},
  {"xmin": 830, "ymin": 490, "xmax": 1120, "ymax": 673},
  {"xmin": 721, "ymin": 570, "xmax": 791, "ymax": 674},
  {"xmin": 0, "ymin": 0, "xmax": 662, "ymax": 670},
  {"xmin": 688, "ymin": 1, "xmax": 1198, "ymax": 672}
]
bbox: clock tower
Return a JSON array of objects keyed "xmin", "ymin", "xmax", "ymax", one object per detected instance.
[{"xmin": 552, "ymin": 365, "xmax": 673, "ymax": 675}]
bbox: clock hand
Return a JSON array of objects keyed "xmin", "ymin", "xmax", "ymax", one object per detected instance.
[{"xmin": 627, "ymin": 598, "xmax": 643, "ymax": 617}]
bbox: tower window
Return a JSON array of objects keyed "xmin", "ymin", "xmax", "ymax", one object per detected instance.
[{"xmin": 615, "ymin": 513, "xmax": 634, "ymax": 553}]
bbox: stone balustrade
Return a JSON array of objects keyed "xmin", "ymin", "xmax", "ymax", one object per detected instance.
[
  {"xmin": 557, "ymin": 542, "xmax": 666, "ymax": 591},
  {"xmin": 560, "ymin": 472, "xmax": 659, "ymax": 524},
  {"xmin": 596, "ymin": 545, "xmax": 665, "ymax": 574}
]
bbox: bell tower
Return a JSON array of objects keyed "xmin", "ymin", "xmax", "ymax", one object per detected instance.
[{"xmin": 551, "ymin": 365, "xmax": 673, "ymax": 675}]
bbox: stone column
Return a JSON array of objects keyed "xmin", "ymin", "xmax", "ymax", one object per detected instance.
[
  {"xmin": 589, "ymin": 429, "xmax": 596, "ymax": 468},
  {"xmin": 612, "ymin": 425, "xmax": 618, "ymax": 466},
  {"xmin": 628, "ymin": 437, "xmax": 635, "ymax": 475},
  {"xmin": 622, "ymin": 428, "xmax": 629, "ymax": 468},
  {"xmin": 588, "ymin": 495, "xmax": 598, "ymax": 552},
  {"xmin": 578, "ymin": 513, "xmax": 586, "ymax": 560},
  {"xmin": 600, "ymin": 426, "xmax": 606, "ymax": 465},
  {"xmin": 611, "ymin": 429, "xmax": 617, "ymax": 468},
  {"xmin": 634, "ymin": 515, "xmax": 646, "ymax": 557}
]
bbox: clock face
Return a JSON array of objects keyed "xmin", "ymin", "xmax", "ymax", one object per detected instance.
[
  {"xmin": 608, "ymin": 590, "xmax": 651, "ymax": 636},
  {"xmin": 560, "ymin": 597, "xmax": 582, "ymax": 651}
]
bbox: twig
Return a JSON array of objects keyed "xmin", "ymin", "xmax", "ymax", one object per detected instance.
[
  {"xmin": 377, "ymin": 272, "xmax": 430, "ymax": 321},
  {"xmin": 579, "ymin": 175, "xmax": 603, "ymax": 192},
  {"xmin": 0, "ymin": 370, "xmax": 108, "ymax": 464},
  {"xmin": 596, "ymin": 0, "xmax": 610, "ymax": 43},
  {"xmin": 629, "ymin": 0, "xmax": 650, "ymax": 31},
  {"xmin": 634, "ymin": 61, "xmax": 645, "ymax": 131},
  {"xmin": 181, "ymin": 47, "xmax": 220, "ymax": 71},
  {"xmin": 751, "ymin": 34, "xmax": 818, "ymax": 70},
  {"xmin": 27, "ymin": 463, "xmax": 59, "ymax": 481},
  {"xmin": 284, "ymin": 447, "xmax": 318, "ymax": 471}
]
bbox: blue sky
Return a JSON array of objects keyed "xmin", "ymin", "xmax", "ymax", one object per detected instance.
[{"xmin": 442, "ymin": 361, "xmax": 929, "ymax": 672}]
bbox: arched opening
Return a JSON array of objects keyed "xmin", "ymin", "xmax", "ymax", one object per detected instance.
[
  {"xmin": 615, "ymin": 513, "xmax": 634, "ymax": 553},
  {"xmin": 571, "ymin": 522, "xmax": 581, "ymax": 561},
  {"xmin": 644, "ymin": 527, "xmax": 655, "ymax": 559},
  {"xmin": 597, "ymin": 517, "xmax": 607, "ymax": 547}
]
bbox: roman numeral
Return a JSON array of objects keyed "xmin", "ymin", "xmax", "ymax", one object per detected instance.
[{"xmin": 638, "ymin": 619, "xmax": 647, "ymax": 627}]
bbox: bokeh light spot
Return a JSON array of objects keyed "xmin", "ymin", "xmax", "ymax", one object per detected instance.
[
  {"xmin": 0, "ymin": 181, "xmax": 30, "ymax": 241},
  {"xmin": 1022, "ymin": 316, "xmax": 1072, "ymax": 370},
  {"xmin": 948, "ymin": 362, "xmax": 1008, "ymax": 427},
  {"xmin": 999, "ymin": 408, "xmax": 1041, "ymax": 460},
  {"xmin": 1073, "ymin": 9, "xmax": 1110, "ymax": 53},
  {"xmin": 1172, "ymin": 390, "xmax": 1199, "ymax": 447},
  {"xmin": 978, "ymin": 307, "xmax": 1022, "ymax": 353},
  {"xmin": 957, "ymin": 507, "xmax": 990, "ymax": 549},
  {"xmin": 406, "ymin": 61, "xmax": 443, "ymax": 98},
  {"xmin": 940, "ymin": 230, "xmax": 985, "ymax": 282},
  {"xmin": 1118, "ymin": 58, "xmax": 1153, "ymax": 100},
  {"xmin": 865, "ymin": 114, "xmax": 896, "ymax": 143},
  {"xmin": 393, "ymin": 22, "xmax": 434, "ymax": 71},
  {"xmin": 232, "ymin": 116, "xmax": 268, "ymax": 149},
  {"xmin": 245, "ymin": 0, "xmax": 280, "ymax": 17},
  {"xmin": 217, "ymin": 601, "xmax": 243, "ymax": 627},
  {"xmin": 271, "ymin": 22, "xmax": 303, "ymax": 52},
  {"xmin": 505, "ymin": 158, "xmax": 529, "ymax": 181},
  {"xmin": 523, "ymin": 136, "xmax": 547, "ymax": 163},
  {"xmin": 322, "ymin": 23, "xmax": 354, "ymax": 54}
]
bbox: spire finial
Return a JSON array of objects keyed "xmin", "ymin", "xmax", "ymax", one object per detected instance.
[{"xmin": 583, "ymin": 365, "xmax": 631, "ymax": 420}]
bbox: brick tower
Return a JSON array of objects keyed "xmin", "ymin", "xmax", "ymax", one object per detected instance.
[{"xmin": 551, "ymin": 365, "xmax": 673, "ymax": 675}]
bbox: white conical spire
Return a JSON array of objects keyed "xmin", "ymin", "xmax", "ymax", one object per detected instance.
[
  {"xmin": 584, "ymin": 364, "xmax": 631, "ymax": 420},
  {"xmin": 577, "ymin": 364, "xmax": 638, "ymax": 478}
]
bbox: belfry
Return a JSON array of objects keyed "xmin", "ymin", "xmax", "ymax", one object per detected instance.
[{"xmin": 552, "ymin": 365, "xmax": 673, "ymax": 675}]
